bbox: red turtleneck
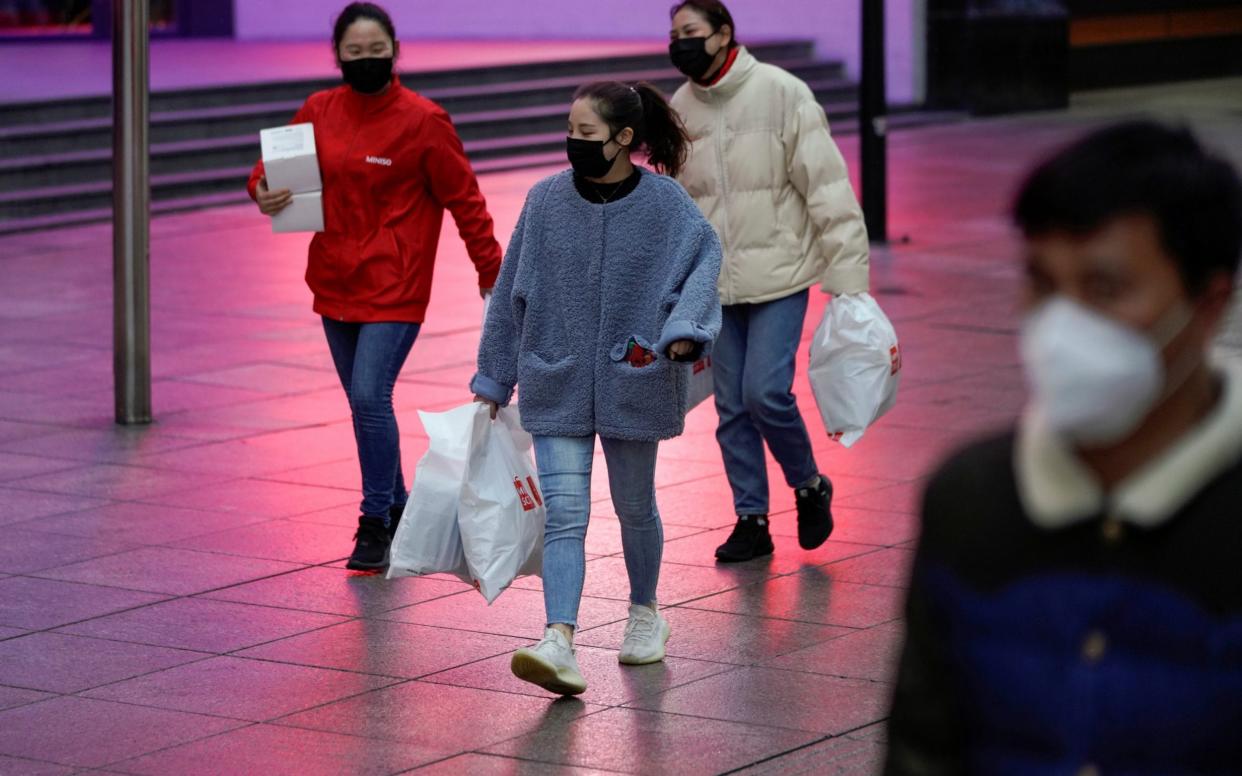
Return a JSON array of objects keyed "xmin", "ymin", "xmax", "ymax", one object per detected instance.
[{"xmin": 697, "ymin": 47, "xmax": 740, "ymax": 87}]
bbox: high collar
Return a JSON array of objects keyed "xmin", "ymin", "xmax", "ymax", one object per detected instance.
[
  {"xmin": 686, "ymin": 46, "xmax": 757, "ymax": 102},
  {"xmin": 695, "ymin": 46, "xmax": 740, "ymax": 88},
  {"xmin": 342, "ymin": 73, "xmax": 403, "ymax": 113},
  {"xmin": 1014, "ymin": 355, "xmax": 1242, "ymax": 529}
]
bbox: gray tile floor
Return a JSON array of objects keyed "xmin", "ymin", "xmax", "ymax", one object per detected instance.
[{"xmin": 0, "ymin": 78, "xmax": 1240, "ymax": 774}]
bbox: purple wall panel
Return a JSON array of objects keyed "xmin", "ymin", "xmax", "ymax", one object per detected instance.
[{"xmin": 233, "ymin": 0, "xmax": 923, "ymax": 103}]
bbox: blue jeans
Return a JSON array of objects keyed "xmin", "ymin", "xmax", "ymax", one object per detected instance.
[
  {"xmin": 533, "ymin": 435, "xmax": 662, "ymax": 628},
  {"xmin": 713, "ymin": 290, "xmax": 820, "ymax": 516},
  {"xmin": 322, "ymin": 318, "xmax": 420, "ymax": 522}
]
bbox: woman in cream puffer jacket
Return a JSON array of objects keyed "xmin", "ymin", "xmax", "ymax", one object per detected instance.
[{"xmin": 668, "ymin": 0, "xmax": 870, "ymax": 563}]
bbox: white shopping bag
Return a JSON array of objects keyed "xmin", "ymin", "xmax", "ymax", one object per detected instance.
[
  {"xmin": 686, "ymin": 355, "xmax": 714, "ymax": 410},
  {"xmin": 386, "ymin": 403, "xmax": 476, "ymax": 583},
  {"xmin": 457, "ymin": 404, "xmax": 545, "ymax": 604},
  {"xmin": 808, "ymin": 293, "xmax": 901, "ymax": 447}
]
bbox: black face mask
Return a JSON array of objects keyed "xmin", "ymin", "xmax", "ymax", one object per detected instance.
[
  {"xmin": 566, "ymin": 135, "xmax": 623, "ymax": 179},
  {"xmin": 669, "ymin": 36, "xmax": 718, "ymax": 80},
  {"xmin": 341, "ymin": 56, "xmax": 393, "ymax": 94}
]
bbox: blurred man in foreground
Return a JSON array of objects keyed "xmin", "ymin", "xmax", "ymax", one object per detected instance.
[{"xmin": 886, "ymin": 121, "xmax": 1242, "ymax": 775}]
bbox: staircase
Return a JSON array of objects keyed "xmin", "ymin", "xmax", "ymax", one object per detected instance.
[{"xmin": 0, "ymin": 41, "xmax": 864, "ymax": 235}]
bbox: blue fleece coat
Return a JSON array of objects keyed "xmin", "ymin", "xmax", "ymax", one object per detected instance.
[{"xmin": 471, "ymin": 169, "xmax": 723, "ymax": 442}]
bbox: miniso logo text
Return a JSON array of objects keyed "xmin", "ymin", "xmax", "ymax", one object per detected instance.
[{"xmin": 365, "ymin": 156, "xmax": 392, "ymax": 166}]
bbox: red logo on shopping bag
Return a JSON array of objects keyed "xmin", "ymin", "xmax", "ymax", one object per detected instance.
[
  {"xmin": 889, "ymin": 344, "xmax": 903, "ymax": 376},
  {"xmin": 828, "ymin": 431, "xmax": 845, "ymax": 442},
  {"xmin": 514, "ymin": 478, "xmax": 536, "ymax": 512},
  {"xmin": 526, "ymin": 476, "xmax": 543, "ymax": 507},
  {"xmin": 693, "ymin": 356, "xmax": 711, "ymax": 374}
]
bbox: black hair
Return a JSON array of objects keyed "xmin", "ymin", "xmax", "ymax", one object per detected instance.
[
  {"xmin": 573, "ymin": 81, "xmax": 691, "ymax": 178},
  {"xmin": 1013, "ymin": 120, "xmax": 1242, "ymax": 295},
  {"xmin": 670, "ymin": 0, "xmax": 739, "ymax": 48},
  {"xmin": 332, "ymin": 3, "xmax": 397, "ymax": 56}
]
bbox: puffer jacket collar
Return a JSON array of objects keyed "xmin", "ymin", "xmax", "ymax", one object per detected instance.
[
  {"xmin": 686, "ymin": 46, "xmax": 758, "ymax": 103},
  {"xmin": 1014, "ymin": 356, "xmax": 1242, "ymax": 529}
]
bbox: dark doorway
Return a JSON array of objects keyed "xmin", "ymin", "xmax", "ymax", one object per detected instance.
[{"xmin": 0, "ymin": 0, "xmax": 233, "ymax": 39}]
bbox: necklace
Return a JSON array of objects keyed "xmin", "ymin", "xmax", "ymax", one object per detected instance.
[{"xmin": 591, "ymin": 177, "xmax": 628, "ymax": 205}]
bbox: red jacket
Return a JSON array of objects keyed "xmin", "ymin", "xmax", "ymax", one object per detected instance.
[{"xmin": 248, "ymin": 76, "xmax": 501, "ymax": 323}]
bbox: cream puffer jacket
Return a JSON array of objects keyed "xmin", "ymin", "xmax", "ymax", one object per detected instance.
[{"xmin": 671, "ymin": 47, "xmax": 870, "ymax": 305}]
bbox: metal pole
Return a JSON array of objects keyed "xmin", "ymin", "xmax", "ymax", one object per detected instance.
[
  {"xmin": 860, "ymin": 0, "xmax": 888, "ymax": 243},
  {"xmin": 113, "ymin": 0, "xmax": 152, "ymax": 425}
]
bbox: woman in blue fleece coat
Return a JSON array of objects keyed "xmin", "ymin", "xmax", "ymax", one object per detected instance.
[{"xmin": 472, "ymin": 81, "xmax": 722, "ymax": 696}]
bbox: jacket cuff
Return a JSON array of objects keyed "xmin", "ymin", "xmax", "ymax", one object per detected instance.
[
  {"xmin": 469, "ymin": 373, "xmax": 514, "ymax": 406},
  {"xmin": 820, "ymin": 265, "xmax": 871, "ymax": 296},
  {"xmin": 477, "ymin": 260, "xmax": 500, "ymax": 290},
  {"xmin": 655, "ymin": 320, "xmax": 712, "ymax": 360}
]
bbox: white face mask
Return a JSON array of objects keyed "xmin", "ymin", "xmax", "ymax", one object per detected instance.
[{"xmin": 1020, "ymin": 296, "xmax": 1194, "ymax": 447}]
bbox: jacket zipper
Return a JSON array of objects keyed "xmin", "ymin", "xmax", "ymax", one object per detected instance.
[
  {"xmin": 713, "ymin": 92, "xmax": 733, "ymax": 305},
  {"xmin": 338, "ymin": 104, "xmax": 366, "ymax": 322}
]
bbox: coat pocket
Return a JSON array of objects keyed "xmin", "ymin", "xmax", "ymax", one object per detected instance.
[
  {"xmin": 607, "ymin": 336, "xmax": 679, "ymax": 421},
  {"xmin": 516, "ymin": 352, "xmax": 579, "ymax": 419},
  {"xmin": 609, "ymin": 335, "xmax": 660, "ymax": 368}
]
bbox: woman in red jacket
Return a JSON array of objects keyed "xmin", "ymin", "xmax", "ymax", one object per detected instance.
[{"xmin": 249, "ymin": 2, "xmax": 502, "ymax": 570}]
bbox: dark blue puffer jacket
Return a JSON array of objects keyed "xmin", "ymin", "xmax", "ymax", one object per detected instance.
[{"xmin": 886, "ymin": 433, "xmax": 1242, "ymax": 776}]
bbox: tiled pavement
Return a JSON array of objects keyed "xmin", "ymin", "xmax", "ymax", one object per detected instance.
[{"xmin": 0, "ymin": 78, "xmax": 1240, "ymax": 774}]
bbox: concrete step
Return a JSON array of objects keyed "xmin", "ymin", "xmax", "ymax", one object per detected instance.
[
  {"xmin": 0, "ymin": 167, "xmax": 254, "ymax": 221},
  {"xmin": 0, "ymin": 59, "xmax": 848, "ymax": 159},
  {"xmin": 0, "ymin": 190, "xmax": 253, "ymax": 235},
  {"xmin": 0, "ymin": 79, "xmax": 858, "ymax": 192},
  {"xmin": 0, "ymin": 107, "xmax": 964, "ymax": 228},
  {"xmin": 0, "ymin": 40, "xmax": 817, "ymax": 128},
  {"xmin": 0, "ymin": 40, "xmax": 873, "ymax": 229}
]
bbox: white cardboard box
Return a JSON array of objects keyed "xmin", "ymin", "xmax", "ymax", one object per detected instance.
[
  {"xmin": 272, "ymin": 191, "xmax": 324, "ymax": 234},
  {"xmin": 260, "ymin": 123, "xmax": 321, "ymax": 195}
]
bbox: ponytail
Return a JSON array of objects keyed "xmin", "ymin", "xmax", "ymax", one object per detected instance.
[
  {"xmin": 634, "ymin": 82, "xmax": 690, "ymax": 178},
  {"xmin": 573, "ymin": 80, "xmax": 691, "ymax": 178}
]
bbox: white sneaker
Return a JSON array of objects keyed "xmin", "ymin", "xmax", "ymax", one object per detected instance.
[
  {"xmin": 618, "ymin": 604, "xmax": 670, "ymax": 665},
  {"xmin": 510, "ymin": 627, "xmax": 587, "ymax": 695}
]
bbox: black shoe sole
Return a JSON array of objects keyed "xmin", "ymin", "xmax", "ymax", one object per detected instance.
[
  {"xmin": 797, "ymin": 482, "xmax": 836, "ymax": 550},
  {"xmin": 798, "ymin": 518, "xmax": 834, "ymax": 550},
  {"xmin": 346, "ymin": 559, "xmax": 389, "ymax": 571},
  {"xmin": 715, "ymin": 543, "xmax": 775, "ymax": 563},
  {"xmin": 346, "ymin": 548, "xmax": 390, "ymax": 571}
]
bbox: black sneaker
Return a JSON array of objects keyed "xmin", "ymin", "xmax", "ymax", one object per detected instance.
[
  {"xmin": 715, "ymin": 515, "xmax": 775, "ymax": 563},
  {"xmin": 346, "ymin": 515, "xmax": 391, "ymax": 570},
  {"xmin": 387, "ymin": 503, "xmax": 405, "ymax": 539},
  {"xmin": 795, "ymin": 475, "xmax": 834, "ymax": 550}
]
